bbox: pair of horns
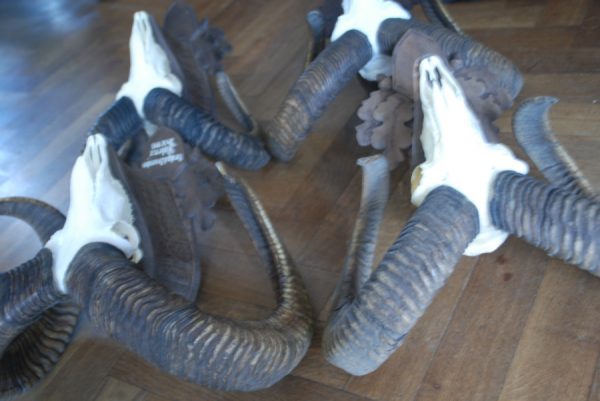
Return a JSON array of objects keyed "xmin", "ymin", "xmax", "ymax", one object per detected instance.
[
  {"xmin": 59, "ymin": 163, "xmax": 314, "ymax": 391},
  {"xmin": 323, "ymin": 97, "xmax": 600, "ymax": 375},
  {"xmin": 0, "ymin": 150, "xmax": 314, "ymax": 392}
]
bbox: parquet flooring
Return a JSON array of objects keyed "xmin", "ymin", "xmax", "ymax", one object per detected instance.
[{"xmin": 1, "ymin": 0, "xmax": 600, "ymax": 400}]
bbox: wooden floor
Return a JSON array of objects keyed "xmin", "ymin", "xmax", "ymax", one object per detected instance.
[{"xmin": 2, "ymin": 0, "xmax": 600, "ymax": 400}]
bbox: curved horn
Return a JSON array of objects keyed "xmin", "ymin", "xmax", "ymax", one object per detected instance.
[
  {"xmin": 265, "ymin": 30, "xmax": 372, "ymax": 161},
  {"xmin": 88, "ymin": 96, "xmax": 143, "ymax": 150},
  {"xmin": 323, "ymin": 184, "xmax": 479, "ymax": 375},
  {"xmin": 143, "ymin": 88, "xmax": 270, "ymax": 170},
  {"xmin": 0, "ymin": 199, "xmax": 79, "ymax": 398},
  {"xmin": 215, "ymin": 70, "xmax": 257, "ymax": 133},
  {"xmin": 378, "ymin": 18, "xmax": 523, "ymax": 100},
  {"xmin": 491, "ymin": 171, "xmax": 600, "ymax": 275},
  {"xmin": 513, "ymin": 97, "xmax": 597, "ymax": 199},
  {"xmin": 420, "ymin": 0, "xmax": 463, "ymax": 34},
  {"xmin": 305, "ymin": 9, "xmax": 327, "ymax": 68},
  {"xmin": 330, "ymin": 155, "xmax": 390, "ymax": 312},
  {"xmin": 0, "ymin": 197, "xmax": 65, "ymax": 244},
  {"xmin": 63, "ymin": 166, "xmax": 313, "ymax": 391}
]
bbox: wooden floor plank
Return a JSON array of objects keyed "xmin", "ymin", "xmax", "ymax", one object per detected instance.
[
  {"xmin": 290, "ymin": 323, "xmax": 353, "ymax": 390},
  {"xmin": 451, "ymin": 2, "xmax": 545, "ymax": 29},
  {"xmin": 93, "ymin": 378, "xmax": 144, "ymax": 401},
  {"xmin": 521, "ymin": 73, "xmax": 600, "ymax": 102},
  {"xmin": 470, "ymin": 27, "xmax": 576, "ymax": 52},
  {"xmin": 537, "ymin": 0, "xmax": 589, "ymax": 27},
  {"xmin": 573, "ymin": 0, "xmax": 600, "ymax": 48},
  {"xmin": 497, "ymin": 260, "xmax": 600, "ymax": 401},
  {"xmin": 412, "ymin": 239, "xmax": 549, "ymax": 401},
  {"xmin": 587, "ymin": 357, "xmax": 600, "ymax": 401},
  {"xmin": 111, "ymin": 352, "xmax": 373, "ymax": 401},
  {"xmin": 18, "ymin": 335, "xmax": 126, "ymax": 401}
]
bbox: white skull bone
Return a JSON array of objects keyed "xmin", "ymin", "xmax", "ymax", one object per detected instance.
[
  {"xmin": 411, "ymin": 56, "xmax": 529, "ymax": 256},
  {"xmin": 47, "ymin": 134, "xmax": 142, "ymax": 293},
  {"xmin": 331, "ymin": 0, "xmax": 411, "ymax": 81},
  {"xmin": 116, "ymin": 11, "xmax": 182, "ymax": 122}
]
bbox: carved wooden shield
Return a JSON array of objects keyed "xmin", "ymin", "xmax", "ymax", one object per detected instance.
[{"xmin": 109, "ymin": 128, "xmax": 223, "ymax": 302}]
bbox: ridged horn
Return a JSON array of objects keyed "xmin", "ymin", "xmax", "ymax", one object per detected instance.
[
  {"xmin": 88, "ymin": 96, "xmax": 143, "ymax": 150},
  {"xmin": 491, "ymin": 171, "xmax": 600, "ymax": 275},
  {"xmin": 513, "ymin": 97, "xmax": 597, "ymax": 199},
  {"xmin": 378, "ymin": 18, "xmax": 523, "ymax": 99},
  {"xmin": 215, "ymin": 70, "xmax": 257, "ymax": 133},
  {"xmin": 0, "ymin": 199, "xmax": 79, "ymax": 398},
  {"xmin": 149, "ymin": 29, "xmax": 372, "ymax": 164},
  {"xmin": 91, "ymin": 84, "xmax": 268, "ymax": 170},
  {"xmin": 420, "ymin": 0, "xmax": 463, "ymax": 34},
  {"xmin": 305, "ymin": 9, "xmax": 327, "ymax": 68},
  {"xmin": 323, "ymin": 185, "xmax": 479, "ymax": 375},
  {"xmin": 143, "ymin": 88, "xmax": 270, "ymax": 170},
  {"xmin": 64, "ymin": 166, "xmax": 314, "ymax": 391},
  {"xmin": 330, "ymin": 155, "xmax": 390, "ymax": 311},
  {"xmin": 265, "ymin": 29, "xmax": 372, "ymax": 161},
  {"xmin": 0, "ymin": 197, "xmax": 65, "ymax": 244}
]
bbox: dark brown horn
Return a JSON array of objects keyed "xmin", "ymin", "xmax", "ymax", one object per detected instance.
[
  {"xmin": 491, "ymin": 171, "xmax": 600, "ymax": 275},
  {"xmin": 323, "ymin": 181, "xmax": 479, "ymax": 375},
  {"xmin": 94, "ymin": 88, "xmax": 270, "ymax": 170},
  {"xmin": 0, "ymin": 197, "xmax": 65, "ymax": 244},
  {"xmin": 513, "ymin": 97, "xmax": 597, "ymax": 199},
  {"xmin": 143, "ymin": 88, "xmax": 271, "ymax": 170},
  {"xmin": 330, "ymin": 156, "xmax": 390, "ymax": 312},
  {"xmin": 214, "ymin": 70, "xmax": 257, "ymax": 133},
  {"xmin": 265, "ymin": 29, "xmax": 372, "ymax": 161},
  {"xmin": 305, "ymin": 9, "xmax": 327, "ymax": 68},
  {"xmin": 378, "ymin": 18, "xmax": 523, "ymax": 100},
  {"xmin": 0, "ymin": 199, "xmax": 79, "ymax": 398},
  {"xmin": 63, "ymin": 165, "xmax": 314, "ymax": 391},
  {"xmin": 420, "ymin": 0, "xmax": 463, "ymax": 34},
  {"xmin": 88, "ymin": 96, "xmax": 144, "ymax": 150}
]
